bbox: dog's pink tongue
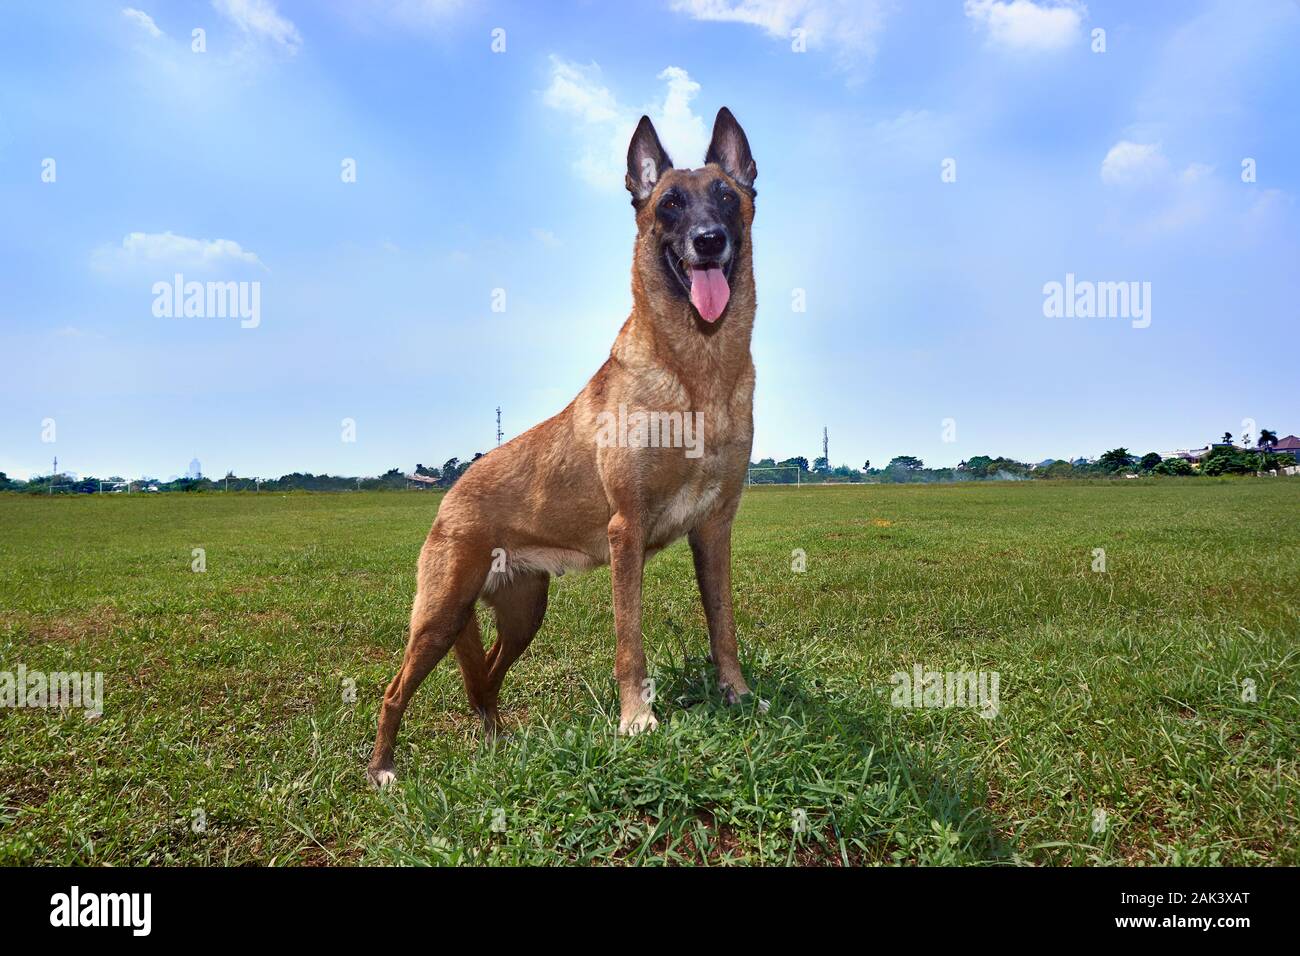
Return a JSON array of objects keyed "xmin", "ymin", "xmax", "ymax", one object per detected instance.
[{"xmin": 690, "ymin": 267, "xmax": 730, "ymax": 323}]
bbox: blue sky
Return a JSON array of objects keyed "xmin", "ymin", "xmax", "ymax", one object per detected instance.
[{"xmin": 2, "ymin": 0, "xmax": 1297, "ymax": 480}]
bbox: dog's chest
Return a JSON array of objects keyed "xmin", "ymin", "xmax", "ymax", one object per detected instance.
[
  {"xmin": 648, "ymin": 376, "xmax": 751, "ymax": 547},
  {"xmin": 644, "ymin": 442, "xmax": 738, "ymax": 547},
  {"xmin": 648, "ymin": 480, "xmax": 721, "ymax": 547}
]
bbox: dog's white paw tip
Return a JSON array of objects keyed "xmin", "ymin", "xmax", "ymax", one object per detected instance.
[
  {"xmin": 618, "ymin": 711, "xmax": 660, "ymax": 736},
  {"xmin": 723, "ymin": 688, "xmax": 767, "ymax": 712},
  {"xmin": 367, "ymin": 768, "xmax": 397, "ymax": 790}
]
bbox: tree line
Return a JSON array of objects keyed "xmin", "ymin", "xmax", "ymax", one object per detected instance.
[
  {"xmin": 0, "ymin": 456, "xmax": 487, "ymax": 495},
  {"xmin": 749, "ymin": 429, "xmax": 1293, "ymax": 484},
  {"xmin": 3, "ymin": 429, "xmax": 1292, "ymax": 495}
]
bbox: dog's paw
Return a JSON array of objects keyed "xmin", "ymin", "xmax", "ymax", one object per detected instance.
[
  {"xmin": 723, "ymin": 686, "xmax": 770, "ymax": 713},
  {"xmin": 366, "ymin": 766, "xmax": 397, "ymax": 790},
  {"xmin": 618, "ymin": 710, "xmax": 660, "ymax": 736}
]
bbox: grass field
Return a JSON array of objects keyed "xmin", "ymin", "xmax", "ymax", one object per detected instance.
[{"xmin": 1, "ymin": 479, "xmax": 1296, "ymax": 865}]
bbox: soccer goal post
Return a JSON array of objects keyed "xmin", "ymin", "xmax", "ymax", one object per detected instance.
[{"xmin": 745, "ymin": 465, "xmax": 802, "ymax": 486}]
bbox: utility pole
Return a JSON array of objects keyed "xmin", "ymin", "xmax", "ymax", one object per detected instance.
[
  {"xmin": 496, "ymin": 407, "xmax": 503, "ymax": 447},
  {"xmin": 51, "ymin": 456, "xmax": 57, "ymax": 495},
  {"xmin": 823, "ymin": 427, "xmax": 829, "ymax": 468}
]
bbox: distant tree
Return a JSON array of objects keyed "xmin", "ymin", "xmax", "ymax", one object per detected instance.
[
  {"xmin": 1138, "ymin": 452, "xmax": 1162, "ymax": 472},
  {"xmin": 812, "ymin": 456, "xmax": 829, "ymax": 473},
  {"xmin": 1258, "ymin": 429, "xmax": 1278, "ymax": 449},
  {"xmin": 1202, "ymin": 453, "xmax": 1244, "ymax": 476},
  {"xmin": 440, "ymin": 457, "xmax": 461, "ymax": 487},
  {"xmin": 460, "ymin": 453, "xmax": 485, "ymax": 478},
  {"xmin": 1098, "ymin": 448, "xmax": 1134, "ymax": 472},
  {"xmin": 863, "ymin": 460, "xmax": 870, "ymax": 471},
  {"xmin": 985, "ymin": 457, "xmax": 1030, "ymax": 478},
  {"xmin": 779, "ymin": 456, "xmax": 810, "ymax": 472},
  {"xmin": 1154, "ymin": 457, "xmax": 1194, "ymax": 476},
  {"xmin": 888, "ymin": 455, "xmax": 925, "ymax": 473},
  {"xmin": 1221, "ymin": 432, "xmax": 1233, "ymax": 445}
]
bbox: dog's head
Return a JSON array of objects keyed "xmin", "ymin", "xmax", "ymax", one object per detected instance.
[{"xmin": 626, "ymin": 107, "xmax": 756, "ymax": 326}]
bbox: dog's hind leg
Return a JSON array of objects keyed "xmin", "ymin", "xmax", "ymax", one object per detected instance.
[
  {"xmin": 367, "ymin": 535, "xmax": 488, "ymax": 787},
  {"xmin": 479, "ymin": 572, "xmax": 549, "ymax": 731},
  {"xmin": 451, "ymin": 613, "xmax": 495, "ymax": 733}
]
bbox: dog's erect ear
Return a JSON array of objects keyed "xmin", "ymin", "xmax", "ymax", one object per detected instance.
[
  {"xmin": 705, "ymin": 107, "xmax": 756, "ymax": 193},
  {"xmin": 626, "ymin": 115, "xmax": 673, "ymax": 205}
]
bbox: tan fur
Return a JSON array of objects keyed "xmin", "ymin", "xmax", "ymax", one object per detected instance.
[{"xmin": 367, "ymin": 114, "xmax": 758, "ymax": 784}]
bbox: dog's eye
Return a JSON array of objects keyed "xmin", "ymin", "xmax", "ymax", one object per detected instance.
[{"xmin": 662, "ymin": 197, "xmax": 680, "ymax": 210}]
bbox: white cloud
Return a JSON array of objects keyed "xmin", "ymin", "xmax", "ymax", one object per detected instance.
[
  {"xmin": 655, "ymin": 67, "xmax": 709, "ymax": 165},
  {"xmin": 1100, "ymin": 141, "xmax": 1167, "ymax": 186},
  {"xmin": 671, "ymin": 0, "xmax": 805, "ymax": 34},
  {"xmin": 213, "ymin": 0, "xmax": 301, "ymax": 54},
  {"xmin": 92, "ymin": 231, "xmax": 266, "ymax": 272},
  {"xmin": 122, "ymin": 7, "xmax": 163, "ymax": 38},
  {"xmin": 669, "ymin": 0, "xmax": 887, "ymax": 72},
  {"xmin": 963, "ymin": 0, "xmax": 1084, "ymax": 52},
  {"xmin": 1096, "ymin": 146, "xmax": 1258, "ymax": 240},
  {"xmin": 531, "ymin": 228, "xmax": 561, "ymax": 248},
  {"xmin": 543, "ymin": 58, "xmax": 623, "ymax": 126},
  {"xmin": 543, "ymin": 58, "xmax": 710, "ymax": 191}
]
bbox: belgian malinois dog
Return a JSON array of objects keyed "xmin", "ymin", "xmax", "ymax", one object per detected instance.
[{"xmin": 368, "ymin": 107, "xmax": 759, "ymax": 786}]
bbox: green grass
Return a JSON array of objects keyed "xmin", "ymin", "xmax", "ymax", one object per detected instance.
[{"xmin": 0, "ymin": 479, "xmax": 1296, "ymax": 865}]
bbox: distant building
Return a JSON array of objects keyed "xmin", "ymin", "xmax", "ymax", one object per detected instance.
[
  {"xmin": 187, "ymin": 458, "xmax": 202, "ymax": 480},
  {"xmin": 1271, "ymin": 435, "xmax": 1300, "ymax": 460}
]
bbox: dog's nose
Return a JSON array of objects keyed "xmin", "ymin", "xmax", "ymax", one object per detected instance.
[{"xmin": 692, "ymin": 229, "xmax": 727, "ymax": 260}]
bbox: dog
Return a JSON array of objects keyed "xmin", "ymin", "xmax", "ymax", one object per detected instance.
[{"xmin": 367, "ymin": 107, "xmax": 759, "ymax": 787}]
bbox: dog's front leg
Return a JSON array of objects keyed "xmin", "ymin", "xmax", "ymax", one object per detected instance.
[
  {"xmin": 689, "ymin": 511, "xmax": 753, "ymax": 703},
  {"xmin": 608, "ymin": 512, "xmax": 658, "ymax": 734}
]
